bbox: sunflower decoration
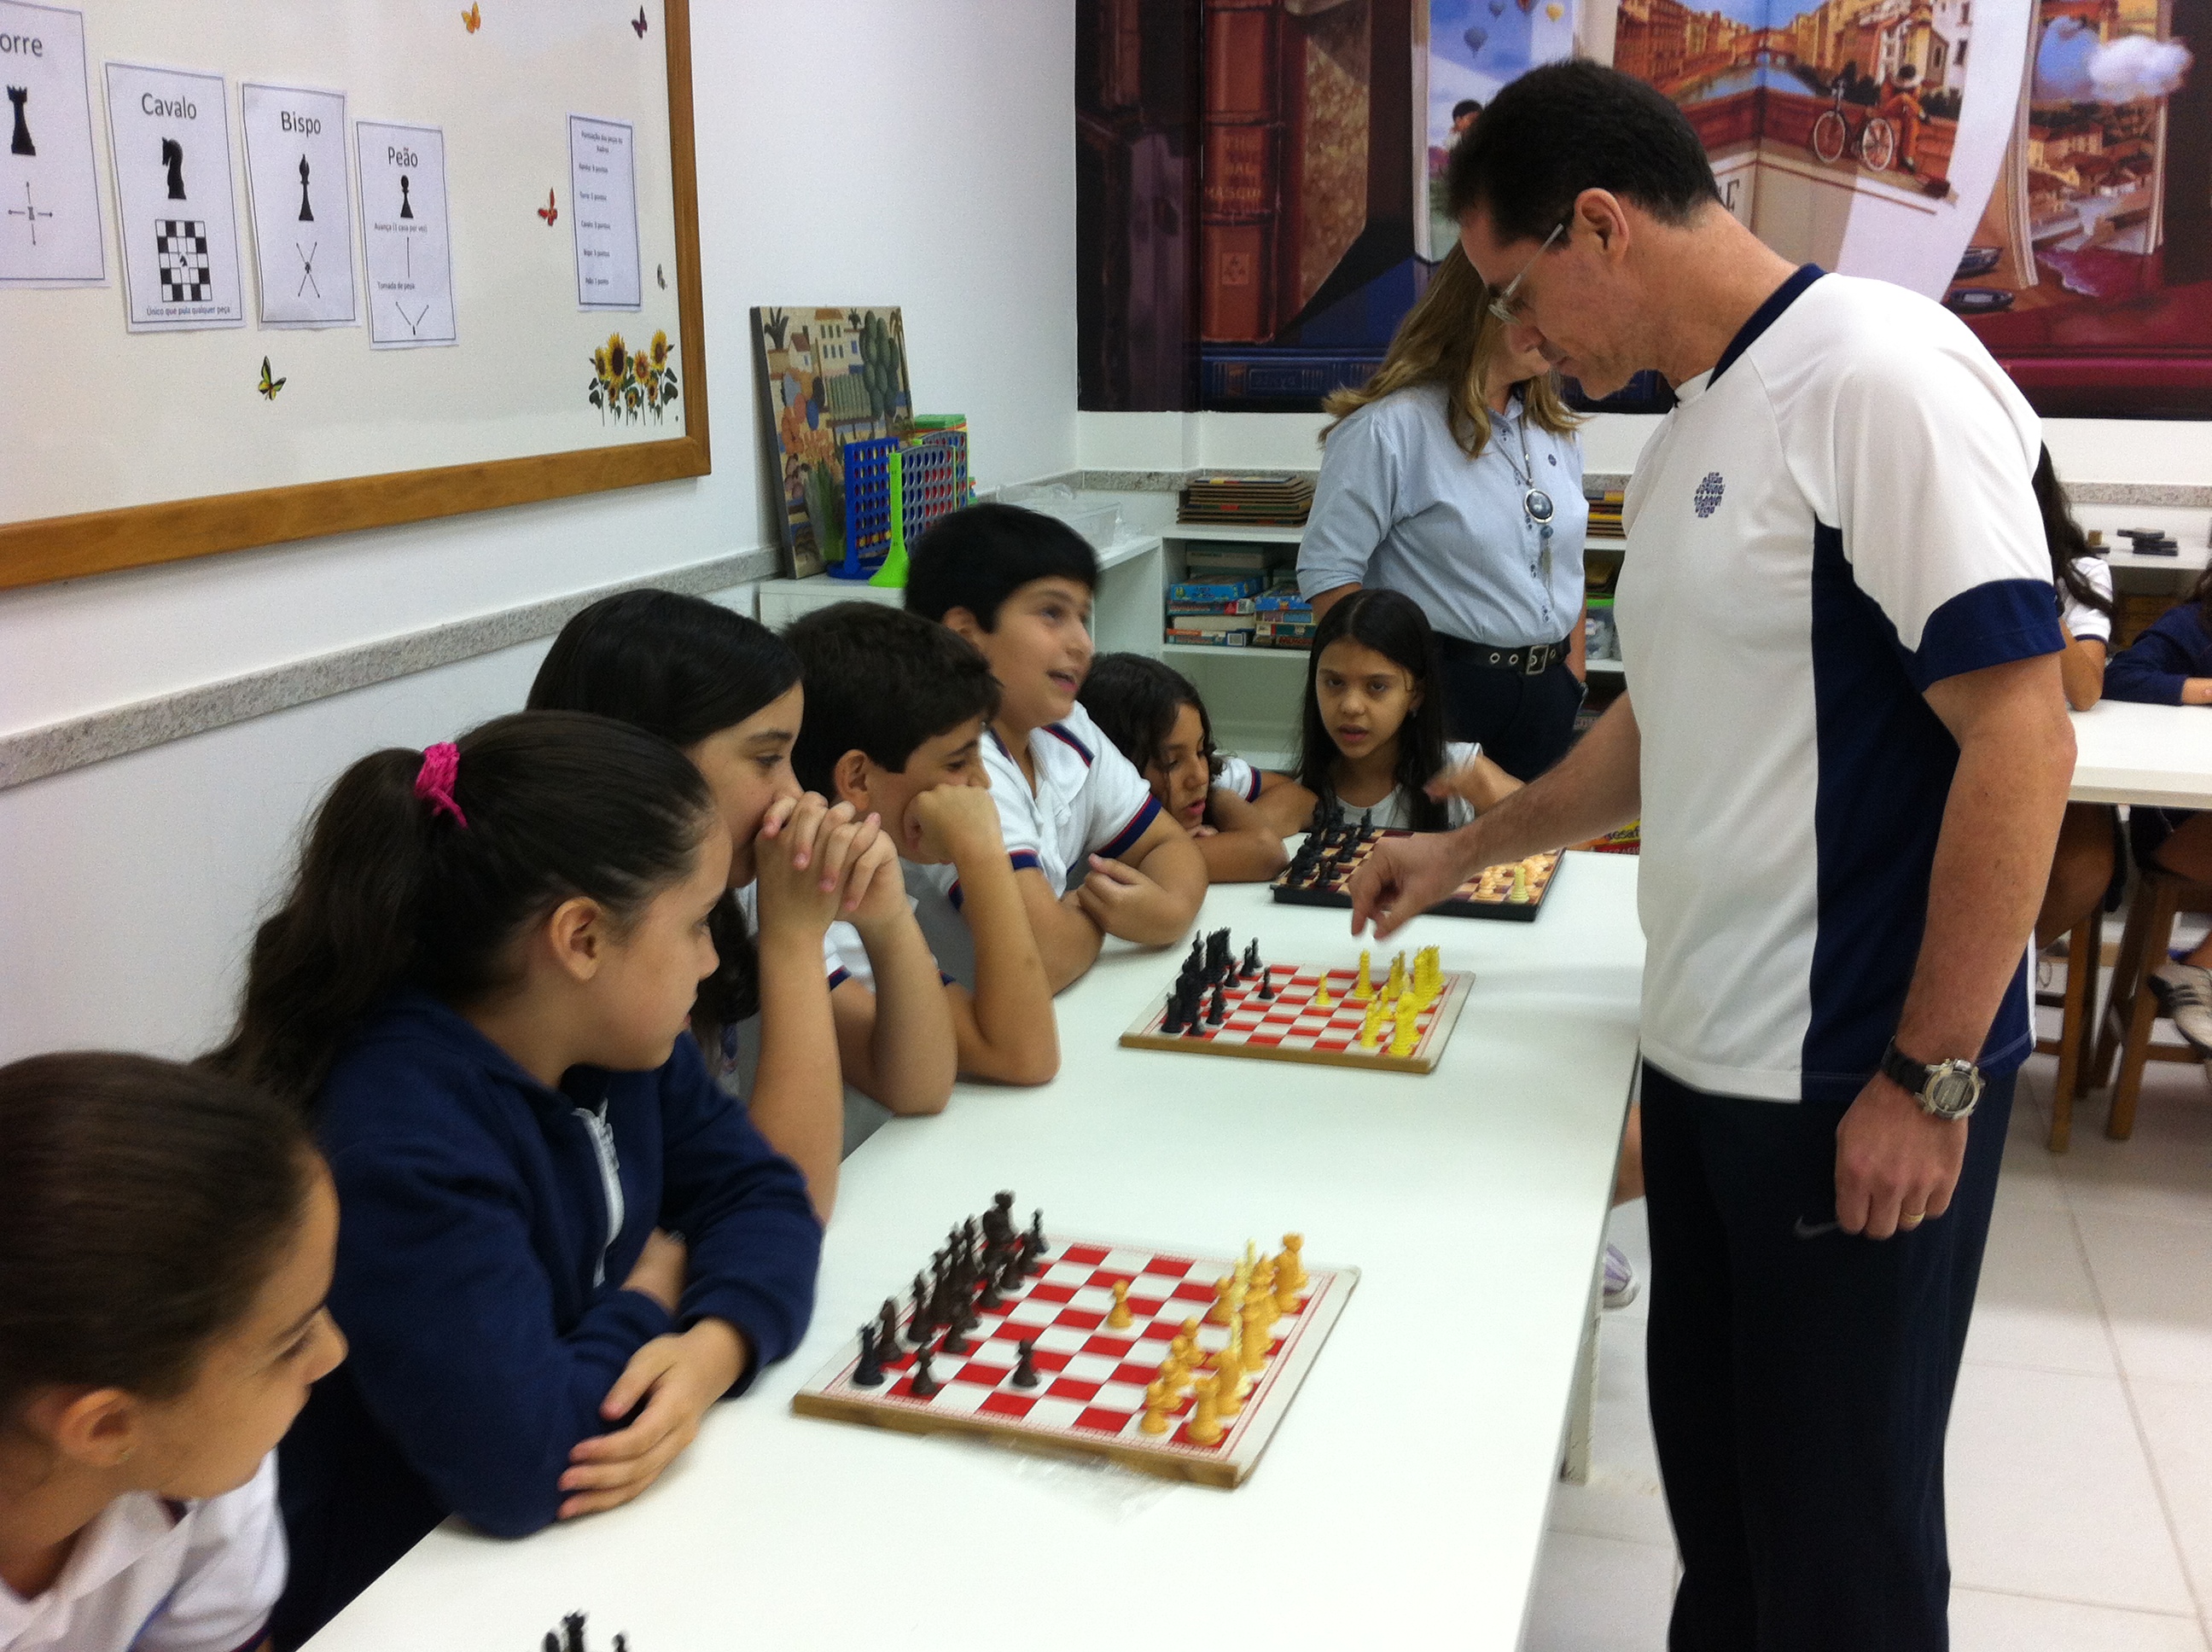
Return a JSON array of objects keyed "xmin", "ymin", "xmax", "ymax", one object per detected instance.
[{"xmin": 585, "ymin": 329, "xmax": 679, "ymax": 423}]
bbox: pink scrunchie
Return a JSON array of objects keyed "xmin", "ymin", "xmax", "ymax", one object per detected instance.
[{"xmin": 414, "ymin": 742, "xmax": 469, "ymax": 827}]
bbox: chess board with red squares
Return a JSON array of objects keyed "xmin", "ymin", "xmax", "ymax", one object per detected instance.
[
  {"xmin": 791, "ymin": 1236, "xmax": 1356, "ymax": 1488},
  {"xmin": 1118, "ymin": 960, "xmax": 1472, "ymax": 1075}
]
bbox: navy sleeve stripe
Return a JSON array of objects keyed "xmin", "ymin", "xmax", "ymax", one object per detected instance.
[
  {"xmin": 825, "ymin": 967, "xmax": 851, "ymax": 992},
  {"xmin": 1907, "ymin": 578, "xmax": 2064, "ymax": 691},
  {"xmin": 1045, "ymin": 723, "xmax": 1095, "ymax": 765},
  {"xmin": 1244, "ymin": 766, "xmax": 1263, "ymax": 802},
  {"xmin": 1008, "ymin": 850, "xmax": 1042, "ymax": 873},
  {"xmin": 1099, "ymin": 794, "xmax": 1162, "ymax": 861}
]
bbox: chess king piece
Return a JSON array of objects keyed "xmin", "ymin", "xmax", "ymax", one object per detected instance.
[
  {"xmin": 297, "ymin": 153, "xmax": 314, "ymax": 221},
  {"xmin": 399, "ymin": 172, "xmax": 414, "ymax": 218},
  {"xmin": 7, "ymin": 87, "xmax": 32, "ymax": 158},
  {"xmin": 160, "ymin": 137, "xmax": 185, "ymax": 201}
]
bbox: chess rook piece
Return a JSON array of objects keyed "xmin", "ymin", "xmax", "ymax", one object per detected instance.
[
  {"xmin": 1010, "ymin": 1338, "xmax": 1040, "ymax": 1389},
  {"xmin": 399, "ymin": 172, "xmax": 414, "ymax": 218},
  {"xmin": 296, "ymin": 153, "xmax": 314, "ymax": 221},
  {"xmin": 853, "ymin": 1323, "xmax": 885, "ymax": 1387},
  {"xmin": 909, "ymin": 1344, "xmax": 940, "ymax": 1398},
  {"xmin": 160, "ymin": 137, "xmax": 185, "ymax": 201},
  {"xmin": 7, "ymin": 87, "xmax": 32, "ymax": 158}
]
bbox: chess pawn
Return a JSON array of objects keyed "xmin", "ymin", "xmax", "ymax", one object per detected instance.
[
  {"xmin": 1208, "ymin": 1275, "xmax": 1236, "ymax": 1326},
  {"xmin": 1139, "ymin": 1379, "xmax": 1172, "ymax": 1435},
  {"xmin": 1278, "ymin": 1234, "xmax": 1307, "ymax": 1293},
  {"xmin": 1313, "ymin": 973, "xmax": 1335, "ymax": 1009},
  {"xmin": 1107, "ymin": 1280, "xmax": 1133, "ymax": 1330},
  {"xmin": 1353, "ymin": 950, "xmax": 1373, "ymax": 1001},
  {"xmin": 1185, "ymin": 1373, "xmax": 1224, "ymax": 1445}
]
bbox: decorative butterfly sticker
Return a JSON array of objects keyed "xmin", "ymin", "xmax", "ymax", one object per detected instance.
[
  {"xmin": 258, "ymin": 357, "xmax": 286, "ymax": 401},
  {"xmin": 538, "ymin": 188, "xmax": 558, "ymax": 226},
  {"xmin": 462, "ymin": 3, "xmax": 481, "ymax": 32},
  {"xmin": 631, "ymin": 6, "xmax": 647, "ymax": 37}
]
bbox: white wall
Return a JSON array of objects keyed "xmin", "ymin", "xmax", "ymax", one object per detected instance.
[{"xmin": 0, "ymin": 2, "xmax": 1078, "ymax": 1062}]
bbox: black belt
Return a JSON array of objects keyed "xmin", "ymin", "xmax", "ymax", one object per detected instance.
[{"xmin": 1435, "ymin": 631, "xmax": 1570, "ymax": 677}]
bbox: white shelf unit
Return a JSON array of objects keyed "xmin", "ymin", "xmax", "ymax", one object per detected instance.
[{"xmin": 1155, "ymin": 525, "xmax": 1311, "ymax": 766}]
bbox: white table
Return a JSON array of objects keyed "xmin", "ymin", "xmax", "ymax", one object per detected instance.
[
  {"xmin": 2069, "ymin": 699, "xmax": 2212, "ymax": 808},
  {"xmin": 305, "ymin": 857, "xmax": 1644, "ymax": 1652}
]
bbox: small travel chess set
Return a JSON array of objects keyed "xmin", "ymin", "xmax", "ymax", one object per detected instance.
[
  {"xmin": 791, "ymin": 1193, "xmax": 1355, "ymax": 1488},
  {"xmin": 1119, "ymin": 928, "xmax": 1471, "ymax": 1074},
  {"xmin": 1273, "ymin": 823, "xmax": 1564, "ymax": 923}
]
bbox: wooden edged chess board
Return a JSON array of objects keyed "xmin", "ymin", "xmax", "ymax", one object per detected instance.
[
  {"xmin": 1120, "ymin": 958, "xmax": 1472, "ymax": 1075},
  {"xmin": 1274, "ymin": 826, "xmax": 1564, "ymax": 923},
  {"xmin": 791, "ymin": 1233, "xmax": 1356, "ymax": 1489}
]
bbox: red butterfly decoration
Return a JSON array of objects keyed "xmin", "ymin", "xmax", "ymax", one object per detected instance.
[
  {"xmin": 538, "ymin": 188, "xmax": 557, "ymax": 226},
  {"xmin": 630, "ymin": 7, "xmax": 647, "ymax": 37}
]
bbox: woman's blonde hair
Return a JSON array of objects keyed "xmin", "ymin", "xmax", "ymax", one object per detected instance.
[{"xmin": 1320, "ymin": 242, "xmax": 1581, "ymax": 457}]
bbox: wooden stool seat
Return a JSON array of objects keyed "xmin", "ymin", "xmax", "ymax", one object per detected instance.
[
  {"xmin": 2036, "ymin": 901, "xmax": 2104, "ymax": 1152},
  {"xmin": 2089, "ymin": 869, "xmax": 2212, "ymax": 1141}
]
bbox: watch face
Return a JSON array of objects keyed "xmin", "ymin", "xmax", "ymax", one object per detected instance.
[{"xmin": 1926, "ymin": 1066, "xmax": 1980, "ymax": 1117}]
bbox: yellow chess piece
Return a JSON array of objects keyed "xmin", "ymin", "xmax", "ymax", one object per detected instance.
[
  {"xmin": 1139, "ymin": 1379, "xmax": 1171, "ymax": 1434},
  {"xmin": 1508, "ymin": 862, "xmax": 1532, "ymax": 904},
  {"xmin": 1273, "ymin": 1268, "xmax": 1302, "ymax": 1315},
  {"xmin": 1389, "ymin": 992, "xmax": 1420, "ymax": 1057},
  {"xmin": 1358, "ymin": 997, "xmax": 1383, "ymax": 1049},
  {"xmin": 1313, "ymin": 973, "xmax": 1335, "ymax": 1009},
  {"xmin": 1217, "ymin": 1357, "xmax": 1247, "ymax": 1416},
  {"xmin": 1353, "ymin": 950, "xmax": 1372, "ymax": 1001},
  {"xmin": 1278, "ymin": 1234, "xmax": 1307, "ymax": 1293},
  {"xmin": 1385, "ymin": 951, "xmax": 1406, "ymax": 1001},
  {"xmin": 1186, "ymin": 1372, "xmax": 1224, "ymax": 1444},
  {"xmin": 1208, "ymin": 1275, "xmax": 1235, "ymax": 1325},
  {"xmin": 1107, "ymin": 1280, "xmax": 1133, "ymax": 1330}
]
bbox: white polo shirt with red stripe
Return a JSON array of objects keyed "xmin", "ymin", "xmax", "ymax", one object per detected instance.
[{"xmin": 0, "ymin": 1455, "xmax": 284, "ymax": 1652}]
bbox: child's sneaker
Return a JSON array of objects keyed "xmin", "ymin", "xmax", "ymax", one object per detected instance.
[
  {"xmin": 2150, "ymin": 962, "xmax": 2212, "ymax": 1057},
  {"xmin": 1602, "ymin": 1242, "xmax": 1639, "ymax": 1311}
]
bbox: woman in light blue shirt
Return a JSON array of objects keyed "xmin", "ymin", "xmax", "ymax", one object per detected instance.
[{"xmin": 1298, "ymin": 246, "xmax": 1588, "ymax": 779}]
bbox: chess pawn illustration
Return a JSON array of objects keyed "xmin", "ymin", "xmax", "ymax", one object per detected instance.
[
  {"xmin": 8, "ymin": 86, "xmax": 32, "ymax": 158},
  {"xmin": 160, "ymin": 137, "xmax": 185, "ymax": 200},
  {"xmin": 297, "ymin": 154, "xmax": 314, "ymax": 222},
  {"xmin": 399, "ymin": 172, "xmax": 414, "ymax": 219}
]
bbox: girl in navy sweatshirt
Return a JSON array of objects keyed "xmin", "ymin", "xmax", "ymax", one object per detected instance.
[
  {"xmin": 2104, "ymin": 565, "xmax": 2212, "ymax": 1055},
  {"xmin": 207, "ymin": 713, "xmax": 829, "ymax": 1646}
]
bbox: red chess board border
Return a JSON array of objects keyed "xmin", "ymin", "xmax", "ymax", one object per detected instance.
[
  {"xmin": 1273, "ymin": 835, "xmax": 1563, "ymax": 924},
  {"xmin": 1119, "ymin": 962, "xmax": 1472, "ymax": 1075},
  {"xmin": 791, "ymin": 1234, "xmax": 1358, "ymax": 1490}
]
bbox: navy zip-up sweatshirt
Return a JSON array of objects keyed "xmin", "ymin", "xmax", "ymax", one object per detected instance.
[
  {"xmin": 271, "ymin": 992, "xmax": 821, "ymax": 1647},
  {"xmin": 2104, "ymin": 601, "xmax": 2212, "ymax": 706}
]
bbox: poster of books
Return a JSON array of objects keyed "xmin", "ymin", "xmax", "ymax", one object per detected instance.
[
  {"xmin": 751, "ymin": 305, "xmax": 911, "ymax": 579},
  {"xmin": 1075, "ymin": 0, "xmax": 2209, "ymax": 421}
]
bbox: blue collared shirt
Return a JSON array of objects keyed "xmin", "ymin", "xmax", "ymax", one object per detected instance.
[{"xmin": 1297, "ymin": 383, "xmax": 1588, "ymax": 648}]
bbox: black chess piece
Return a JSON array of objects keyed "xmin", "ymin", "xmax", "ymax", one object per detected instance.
[
  {"xmin": 853, "ymin": 1323, "xmax": 885, "ymax": 1387},
  {"xmin": 1010, "ymin": 1339, "xmax": 1040, "ymax": 1389},
  {"xmin": 160, "ymin": 137, "xmax": 185, "ymax": 200},
  {"xmin": 983, "ymin": 1190, "xmax": 1016, "ymax": 1249},
  {"xmin": 1242, "ymin": 939, "xmax": 1261, "ymax": 979},
  {"xmin": 940, "ymin": 1319, "xmax": 971, "ymax": 1355},
  {"xmin": 562, "ymin": 1613, "xmax": 587, "ymax": 1652},
  {"xmin": 1024, "ymin": 1209, "xmax": 1049, "ymax": 1270},
  {"xmin": 908, "ymin": 1273, "xmax": 930, "ymax": 1343},
  {"xmin": 909, "ymin": 1344, "xmax": 940, "ymax": 1397},
  {"xmin": 1161, "ymin": 996, "xmax": 1185, "ymax": 1036},
  {"xmin": 1205, "ymin": 985, "xmax": 1226, "ymax": 1026},
  {"xmin": 612, "ymin": 1638, "xmax": 627, "ymax": 1652},
  {"xmin": 297, "ymin": 153, "xmax": 314, "ymax": 221},
  {"xmin": 7, "ymin": 87, "xmax": 32, "ymax": 158},
  {"xmin": 876, "ymin": 1297, "xmax": 901, "ymax": 1356},
  {"xmin": 399, "ymin": 172, "xmax": 414, "ymax": 218},
  {"xmin": 1185, "ymin": 934, "xmax": 1203, "ymax": 975},
  {"xmin": 997, "ymin": 1247, "xmax": 1026, "ymax": 1294},
  {"xmin": 977, "ymin": 1269, "xmax": 1004, "ymax": 1311},
  {"xmin": 1256, "ymin": 968, "xmax": 1276, "ymax": 1003},
  {"xmin": 925, "ymin": 1271, "xmax": 952, "ymax": 1331},
  {"xmin": 543, "ymin": 1634, "xmax": 560, "ymax": 1652}
]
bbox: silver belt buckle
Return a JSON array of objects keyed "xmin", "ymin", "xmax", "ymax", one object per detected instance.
[{"xmin": 1522, "ymin": 645, "xmax": 1550, "ymax": 677}]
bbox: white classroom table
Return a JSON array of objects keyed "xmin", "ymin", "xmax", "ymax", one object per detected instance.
[
  {"xmin": 305, "ymin": 855, "xmax": 1644, "ymax": 1652},
  {"xmin": 2069, "ymin": 699, "xmax": 2212, "ymax": 808}
]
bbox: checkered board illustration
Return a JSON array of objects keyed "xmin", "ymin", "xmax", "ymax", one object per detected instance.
[
  {"xmin": 1119, "ymin": 960, "xmax": 1472, "ymax": 1075},
  {"xmin": 792, "ymin": 1236, "xmax": 1356, "ymax": 1488},
  {"xmin": 1274, "ymin": 827, "xmax": 1564, "ymax": 924},
  {"xmin": 154, "ymin": 219, "xmax": 212, "ymax": 304}
]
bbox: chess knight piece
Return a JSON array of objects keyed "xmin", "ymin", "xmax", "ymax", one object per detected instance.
[
  {"xmin": 160, "ymin": 136, "xmax": 185, "ymax": 200},
  {"xmin": 8, "ymin": 87, "xmax": 32, "ymax": 157}
]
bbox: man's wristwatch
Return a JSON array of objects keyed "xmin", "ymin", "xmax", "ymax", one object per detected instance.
[{"xmin": 1878, "ymin": 1038, "xmax": 1983, "ymax": 1120}]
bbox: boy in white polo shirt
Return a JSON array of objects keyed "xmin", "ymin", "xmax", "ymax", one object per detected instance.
[{"xmin": 906, "ymin": 504, "xmax": 1208, "ymax": 991}]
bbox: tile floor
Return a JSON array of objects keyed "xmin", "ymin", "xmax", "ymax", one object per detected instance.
[{"xmin": 1525, "ymin": 1047, "xmax": 2212, "ymax": 1651}]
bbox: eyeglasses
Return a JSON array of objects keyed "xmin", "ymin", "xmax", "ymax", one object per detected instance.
[{"xmin": 1487, "ymin": 219, "xmax": 1567, "ymax": 326}]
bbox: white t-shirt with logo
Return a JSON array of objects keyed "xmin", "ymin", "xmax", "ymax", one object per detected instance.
[
  {"xmin": 1616, "ymin": 267, "xmax": 2059, "ymax": 1103},
  {"xmin": 0, "ymin": 1456, "xmax": 284, "ymax": 1652},
  {"xmin": 1330, "ymin": 742, "xmax": 1483, "ymax": 831}
]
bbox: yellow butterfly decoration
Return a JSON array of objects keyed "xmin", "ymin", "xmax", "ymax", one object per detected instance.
[
  {"xmin": 258, "ymin": 356, "xmax": 286, "ymax": 400},
  {"xmin": 462, "ymin": 3, "xmax": 481, "ymax": 32}
]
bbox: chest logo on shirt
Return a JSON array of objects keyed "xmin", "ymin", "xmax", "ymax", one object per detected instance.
[{"xmin": 1692, "ymin": 472, "xmax": 1725, "ymax": 518}]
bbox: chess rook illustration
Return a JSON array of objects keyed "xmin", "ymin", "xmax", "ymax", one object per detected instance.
[
  {"xmin": 8, "ymin": 85, "xmax": 32, "ymax": 157},
  {"xmin": 793, "ymin": 1194, "xmax": 1355, "ymax": 1488},
  {"xmin": 160, "ymin": 136, "xmax": 185, "ymax": 200},
  {"xmin": 154, "ymin": 219, "xmax": 212, "ymax": 303}
]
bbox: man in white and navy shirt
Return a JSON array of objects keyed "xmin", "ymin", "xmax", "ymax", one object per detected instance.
[{"xmin": 1353, "ymin": 62, "xmax": 2074, "ymax": 1651}]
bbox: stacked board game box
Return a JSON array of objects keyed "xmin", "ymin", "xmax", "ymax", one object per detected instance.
[
  {"xmin": 1177, "ymin": 474, "xmax": 1314, "ymax": 526},
  {"xmin": 1166, "ymin": 547, "xmax": 1303, "ymax": 649},
  {"xmin": 1586, "ymin": 485, "xmax": 1625, "ymax": 538}
]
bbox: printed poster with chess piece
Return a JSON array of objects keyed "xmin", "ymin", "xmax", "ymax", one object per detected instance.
[
  {"xmin": 354, "ymin": 119, "xmax": 454, "ymax": 349},
  {"xmin": 0, "ymin": 1, "xmax": 104, "ymax": 287},
  {"xmin": 102, "ymin": 61, "xmax": 243, "ymax": 329},
  {"xmin": 240, "ymin": 82, "xmax": 355, "ymax": 328}
]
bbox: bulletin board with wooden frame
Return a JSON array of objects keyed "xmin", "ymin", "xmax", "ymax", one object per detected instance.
[{"xmin": 0, "ymin": 0, "xmax": 707, "ymax": 593}]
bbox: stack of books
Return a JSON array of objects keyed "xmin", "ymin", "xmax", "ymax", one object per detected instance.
[
  {"xmin": 1165, "ymin": 544, "xmax": 1311, "ymax": 648},
  {"xmin": 1586, "ymin": 486, "xmax": 1626, "ymax": 539},
  {"xmin": 1177, "ymin": 474, "xmax": 1315, "ymax": 527}
]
